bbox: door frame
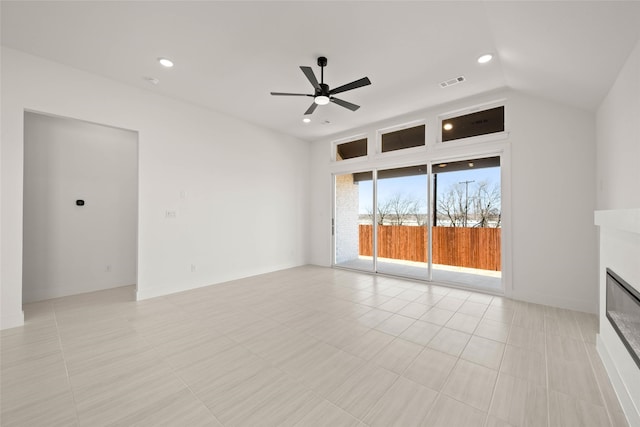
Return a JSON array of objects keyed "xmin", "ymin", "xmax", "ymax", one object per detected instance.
[{"xmin": 331, "ymin": 143, "xmax": 511, "ymax": 297}]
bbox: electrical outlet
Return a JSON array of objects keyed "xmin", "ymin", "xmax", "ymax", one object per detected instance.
[
  {"xmin": 165, "ymin": 210, "xmax": 177, "ymax": 219},
  {"xmin": 190, "ymin": 264, "xmax": 196, "ymax": 272},
  {"xmin": 106, "ymin": 265, "xmax": 112, "ymax": 272}
]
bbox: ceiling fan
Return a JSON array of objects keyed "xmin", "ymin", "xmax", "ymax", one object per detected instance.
[{"xmin": 270, "ymin": 56, "xmax": 371, "ymax": 115}]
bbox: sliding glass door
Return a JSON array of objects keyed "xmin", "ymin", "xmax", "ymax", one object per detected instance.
[
  {"xmin": 334, "ymin": 156, "xmax": 502, "ymax": 292},
  {"xmin": 375, "ymin": 165, "xmax": 428, "ymax": 280},
  {"xmin": 431, "ymin": 156, "xmax": 502, "ymax": 291}
]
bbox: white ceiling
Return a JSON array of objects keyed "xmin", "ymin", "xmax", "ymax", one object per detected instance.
[{"xmin": 2, "ymin": 1, "xmax": 640, "ymax": 141}]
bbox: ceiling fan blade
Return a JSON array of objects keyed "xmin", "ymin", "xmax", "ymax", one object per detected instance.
[
  {"xmin": 304, "ymin": 102, "xmax": 318, "ymax": 115},
  {"xmin": 329, "ymin": 77, "xmax": 371, "ymax": 95},
  {"xmin": 331, "ymin": 97, "xmax": 360, "ymax": 111},
  {"xmin": 270, "ymin": 92, "xmax": 312, "ymax": 96},
  {"xmin": 300, "ymin": 66, "xmax": 321, "ymax": 90}
]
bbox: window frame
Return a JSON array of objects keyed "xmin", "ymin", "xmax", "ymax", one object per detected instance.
[
  {"xmin": 436, "ymin": 100, "xmax": 508, "ymax": 146},
  {"xmin": 377, "ymin": 119, "xmax": 427, "ymax": 157},
  {"xmin": 331, "ymin": 133, "xmax": 369, "ymax": 163}
]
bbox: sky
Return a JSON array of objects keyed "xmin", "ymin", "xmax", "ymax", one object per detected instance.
[{"xmin": 357, "ymin": 166, "xmax": 500, "ymax": 214}]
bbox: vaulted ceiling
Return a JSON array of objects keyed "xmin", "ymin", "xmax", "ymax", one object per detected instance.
[{"xmin": 2, "ymin": 1, "xmax": 640, "ymax": 141}]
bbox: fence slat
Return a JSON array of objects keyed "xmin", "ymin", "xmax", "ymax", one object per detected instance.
[{"xmin": 358, "ymin": 225, "xmax": 501, "ymax": 271}]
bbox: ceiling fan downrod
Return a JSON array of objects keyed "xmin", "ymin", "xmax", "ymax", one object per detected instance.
[{"xmin": 318, "ymin": 56, "xmax": 327, "ymax": 84}]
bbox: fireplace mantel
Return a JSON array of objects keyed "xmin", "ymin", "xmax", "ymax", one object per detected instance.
[
  {"xmin": 595, "ymin": 209, "xmax": 640, "ymax": 235},
  {"xmin": 595, "ymin": 208, "xmax": 640, "ymax": 426}
]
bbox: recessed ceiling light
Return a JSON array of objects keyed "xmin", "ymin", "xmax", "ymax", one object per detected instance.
[
  {"xmin": 477, "ymin": 54, "xmax": 493, "ymax": 64},
  {"xmin": 443, "ymin": 123, "xmax": 453, "ymax": 131},
  {"xmin": 468, "ymin": 162, "xmax": 474, "ymax": 167},
  {"xmin": 302, "ymin": 117, "xmax": 311, "ymax": 123},
  {"xmin": 158, "ymin": 57, "xmax": 174, "ymax": 68},
  {"xmin": 438, "ymin": 163, "xmax": 447, "ymax": 168}
]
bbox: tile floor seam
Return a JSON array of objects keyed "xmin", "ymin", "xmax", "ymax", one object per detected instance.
[
  {"xmin": 483, "ymin": 310, "xmax": 515, "ymax": 427},
  {"xmin": 393, "ymin": 337, "xmax": 427, "ymax": 377},
  {"xmin": 429, "ymin": 391, "xmax": 495, "ymax": 425},
  {"xmin": 481, "ymin": 352, "xmax": 506, "ymax": 425},
  {"xmin": 129, "ymin": 316, "xmax": 227, "ymax": 427},
  {"xmin": 203, "ymin": 311, "xmax": 373, "ymax": 425},
  {"xmin": 544, "ymin": 315, "xmax": 551, "ymax": 427},
  {"xmin": 445, "ymin": 355, "xmax": 500, "ymax": 410},
  {"xmin": 52, "ymin": 307, "xmax": 81, "ymax": 426},
  {"xmin": 305, "ymin": 399, "xmax": 372, "ymax": 427},
  {"xmin": 421, "ymin": 390, "xmax": 445, "ymax": 426},
  {"xmin": 432, "ymin": 341, "xmax": 463, "ymax": 407},
  {"xmin": 358, "ymin": 372, "xmax": 402, "ymax": 426}
]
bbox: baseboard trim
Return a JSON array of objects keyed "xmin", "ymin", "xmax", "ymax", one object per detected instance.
[
  {"xmin": 1, "ymin": 310, "xmax": 25, "ymax": 330},
  {"xmin": 597, "ymin": 334, "xmax": 638, "ymax": 426},
  {"xmin": 510, "ymin": 288, "xmax": 596, "ymax": 313},
  {"xmin": 136, "ymin": 262, "xmax": 304, "ymax": 301}
]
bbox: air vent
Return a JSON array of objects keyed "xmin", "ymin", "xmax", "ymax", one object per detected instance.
[{"xmin": 440, "ymin": 76, "xmax": 465, "ymax": 88}]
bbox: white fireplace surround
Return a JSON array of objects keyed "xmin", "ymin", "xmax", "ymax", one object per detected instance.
[{"xmin": 595, "ymin": 208, "xmax": 640, "ymax": 426}]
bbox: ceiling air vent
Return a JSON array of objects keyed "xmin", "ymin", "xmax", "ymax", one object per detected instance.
[{"xmin": 440, "ymin": 76, "xmax": 465, "ymax": 88}]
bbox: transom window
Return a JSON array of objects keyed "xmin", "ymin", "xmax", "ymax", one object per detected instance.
[
  {"xmin": 381, "ymin": 124, "xmax": 425, "ymax": 153},
  {"xmin": 441, "ymin": 106, "xmax": 504, "ymax": 142},
  {"xmin": 336, "ymin": 138, "xmax": 367, "ymax": 161}
]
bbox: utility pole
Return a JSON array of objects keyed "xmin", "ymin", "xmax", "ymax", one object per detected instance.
[
  {"xmin": 432, "ymin": 173, "xmax": 438, "ymax": 227},
  {"xmin": 459, "ymin": 180, "xmax": 475, "ymax": 227}
]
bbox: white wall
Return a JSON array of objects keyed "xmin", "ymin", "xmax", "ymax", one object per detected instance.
[
  {"xmin": 23, "ymin": 113, "xmax": 138, "ymax": 302},
  {"xmin": 596, "ymin": 39, "xmax": 640, "ymax": 211},
  {"xmin": 1, "ymin": 47, "xmax": 310, "ymax": 329},
  {"xmin": 310, "ymin": 89, "xmax": 598, "ymax": 313},
  {"xmin": 508, "ymin": 92, "xmax": 597, "ymax": 312}
]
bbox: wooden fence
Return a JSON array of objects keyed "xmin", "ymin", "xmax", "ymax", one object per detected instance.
[{"xmin": 359, "ymin": 225, "xmax": 501, "ymax": 271}]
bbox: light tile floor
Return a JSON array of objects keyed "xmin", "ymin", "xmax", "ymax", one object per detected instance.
[
  {"xmin": 335, "ymin": 257, "xmax": 502, "ymax": 292},
  {"xmin": 0, "ymin": 265, "xmax": 628, "ymax": 426}
]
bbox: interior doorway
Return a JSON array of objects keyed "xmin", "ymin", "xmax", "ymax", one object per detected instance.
[{"xmin": 22, "ymin": 112, "xmax": 138, "ymax": 303}]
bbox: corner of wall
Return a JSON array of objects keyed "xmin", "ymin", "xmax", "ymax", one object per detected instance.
[
  {"xmin": 1, "ymin": 310, "xmax": 25, "ymax": 330},
  {"xmin": 595, "ymin": 38, "xmax": 640, "ymax": 210}
]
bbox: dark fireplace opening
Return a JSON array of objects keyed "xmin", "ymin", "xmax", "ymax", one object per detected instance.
[{"xmin": 606, "ymin": 268, "xmax": 640, "ymax": 369}]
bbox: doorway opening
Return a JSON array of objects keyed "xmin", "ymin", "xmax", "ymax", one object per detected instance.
[{"xmin": 22, "ymin": 112, "xmax": 138, "ymax": 303}]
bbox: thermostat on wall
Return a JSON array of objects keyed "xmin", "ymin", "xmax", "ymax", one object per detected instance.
[{"xmin": 76, "ymin": 200, "xmax": 85, "ymax": 206}]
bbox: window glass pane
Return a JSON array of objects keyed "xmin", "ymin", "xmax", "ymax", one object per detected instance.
[
  {"xmin": 381, "ymin": 124, "xmax": 425, "ymax": 153},
  {"xmin": 431, "ymin": 156, "xmax": 502, "ymax": 290},
  {"xmin": 375, "ymin": 165, "xmax": 428, "ymax": 281},
  {"xmin": 441, "ymin": 106, "xmax": 504, "ymax": 142},
  {"xmin": 336, "ymin": 138, "xmax": 367, "ymax": 161}
]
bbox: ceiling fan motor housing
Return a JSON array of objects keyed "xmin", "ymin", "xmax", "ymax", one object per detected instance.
[{"xmin": 317, "ymin": 83, "xmax": 330, "ymax": 97}]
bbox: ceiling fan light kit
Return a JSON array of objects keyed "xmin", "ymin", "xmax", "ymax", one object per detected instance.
[
  {"xmin": 314, "ymin": 95, "xmax": 330, "ymax": 105},
  {"xmin": 270, "ymin": 56, "xmax": 371, "ymax": 116}
]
